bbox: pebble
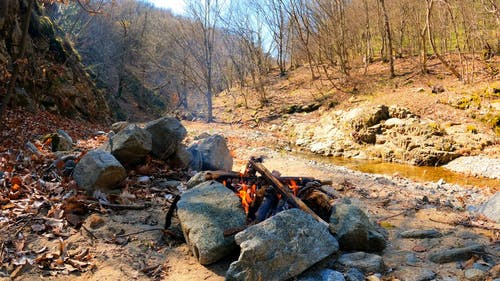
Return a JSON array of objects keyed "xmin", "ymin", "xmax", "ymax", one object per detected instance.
[
  {"xmin": 337, "ymin": 252, "xmax": 385, "ymax": 273},
  {"xmin": 137, "ymin": 176, "xmax": 151, "ymax": 183},
  {"xmin": 464, "ymin": 268, "xmax": 486, "ymax": 281},
  {"xmin": 395, "ymin": 267, "xmax": 436, "ymax": 281},
  {"xmin": 345, "ymin": 268, "xmax": 364, "ymax": 281}
]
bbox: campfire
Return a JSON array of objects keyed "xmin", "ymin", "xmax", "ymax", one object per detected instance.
[{"xmin": 205, "ymin": 156, "xmax": 335, "ymax": 227}]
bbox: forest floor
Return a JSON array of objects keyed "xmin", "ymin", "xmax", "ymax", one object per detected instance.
[{"xmin": 1, "ymin": 57, "xmax": 499, "ymax": 280}]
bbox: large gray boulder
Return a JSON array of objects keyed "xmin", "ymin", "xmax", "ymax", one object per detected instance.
[
  {"xmin": 188, "ymin": 134, "xmax": 233, "ymax": 171},
  {"xmin": 329, "ymin": 200, "xmax": 386, "ymax": 252},
  {"xmin": 101, "ymin": 124, "xmax": 152, "ymax": 166},
  {"xmin": 226, "ymin": 209, "xmax": 339, "ymax": 281},
  {"xmin": 73, "ymin": 150, "xmax": 127, "ymax": 193},
  {"xmin": 144, "ymin": 117, "xmax": 187, "ymax": 160},
  {"xmin": 479, "ymin": 191, "xmax": 500, "ymax": 223},
  {"xmin": 176, "ymin": 181, "xmax": 246, "ymax": 265}
]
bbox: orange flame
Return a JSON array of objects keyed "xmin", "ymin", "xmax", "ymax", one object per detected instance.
[
  {"xmin": 237, "ymin": 184, "xmax": 256, "ymax": 214},
  {"xmin": 289, "ymin": 180, "xmax": 299, "ymax": 196}
]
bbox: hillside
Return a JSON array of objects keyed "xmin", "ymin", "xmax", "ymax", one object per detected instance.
[{"xmin": 0, "ymin": 0, "xmax": 109, "ymax": 121}]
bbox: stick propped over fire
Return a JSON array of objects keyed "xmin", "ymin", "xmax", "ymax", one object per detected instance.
[{"xmin": 207, "ymin": 157, "xmax": 332, "ymax": 228}]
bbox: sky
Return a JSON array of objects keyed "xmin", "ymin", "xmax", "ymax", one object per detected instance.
[{"xmin": 147, "ymin": 0, "xmax": 186, "ymax": 14}]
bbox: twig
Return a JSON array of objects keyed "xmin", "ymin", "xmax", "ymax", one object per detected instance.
[
  {"xmin": 429, "ymin": 218, "xmax": 500, "ymax": 231},
  {"xmin": 164, "ymin": 195, "xmax": 181, "ymax": 229},
  {"xmin": 376, "ymin": 210, "xmax": 409, "ymax": 224},
  {"xmin": 14, "ymin": 217, "xmax": 33, "ymax": 237},
  {"xmin": 115, "ymin": 228, "xmax": 165, "ymax": 238},
  {"xmin": 100, "ymin": 202, "xmax": 150, "ymax": 210},
  {"xmin": 81, "ymin": 225, "xmax": 97, "ymax": 240}
]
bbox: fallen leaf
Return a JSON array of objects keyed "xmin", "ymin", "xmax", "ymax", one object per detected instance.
[
  {"xmin": 413, "ymin": 245, "xmax": 427, "ymax": 252},
  {"xmin": 378, "ymin": 221, "xmax": 395, "ymax": 228}
]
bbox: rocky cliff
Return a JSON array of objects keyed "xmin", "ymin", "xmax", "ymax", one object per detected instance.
[{"xmin": 0, "ymin": 0, "xmax": 109, "ymax": 120}]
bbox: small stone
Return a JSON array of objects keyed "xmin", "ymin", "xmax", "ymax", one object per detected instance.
[
  {"xmin": 137, "ymin": 176, "xmax": 150, "ymax": 184},
  {"xmin": 399, "ymin": 229, "xmax": 442, "ymax": 239},
  {"xmin": 186, "ymin": 171, "xmax": 210, "ymax": 189},
  {"xmin": 111, "ymin": 121, "xmax": 130, "ymax": 133},
  {"xmin": 464, "ymin": 268, "xmax": 486, "ymax": 281},
  {"xmin": 345, "ymin": 268, "xmax": 364, "ymax": 281},
  {"xmin": 395, "ymin": 267, "xmax": 436, "ymax": 281},
  {"xmin": 406, "ymin": 253, "xmax": 418, "ymax": 265},
  {"xmin": 329, "ymin": 201, "xmax": 386, "ymax": 252},
  {"xmin": 87, "ymin": 214, "xmax": 104, "ymax": 229},
  {"xmin": 428, "ymin": 244, "xmax": 484, "ymax": 263},
  {"xmin": 365, "ymin": 275, "xmax": 380, "ymax": 281},
  {"xmin": 73, "ymin": 150, "xmax": 126, "ymax": 194},
  {"xmin": 298, "ymin": 269, "xmax": 345, "ymax": 281},
  {"xmin": 336, "ymin": 252, "xmax": 385, "ymax": 273}
]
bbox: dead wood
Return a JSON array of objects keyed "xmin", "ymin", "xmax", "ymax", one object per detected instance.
[
  {"xmin": 79, "ymin": 200, "xmax": 150, "ymax": 210},
  {"xmin": 299, "ymin": 188, "xmax": 333, "ymax": 222},
  {"xmin": 249, "ymin": 160, "xmax": 329, "ymax": 227},
  {"xmin": 429, "ymin": 218, "xmax": 500, "ymax": 231},
  {"xmin": 164, "ymin": 194, "xmax": 181, "ymax": 229}
]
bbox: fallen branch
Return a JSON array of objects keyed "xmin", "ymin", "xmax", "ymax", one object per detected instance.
[
  {"xmin": 79, "ymin": 200, "xmax": 150, "ymax": 210},
  {"xmin": 429, "ymin": 218, "xmax": 500, "ymax": 231},
  {"xmin": 164, "ymin": 194, "xmax": 181, "ymax": 229},
  {"xmin": 376, "ymin": 210, "xmax": 410, "ymax": 224},
  {"xmin": 249, "ymin": 160, "xmax": 329, "ymax": 227},
  {"xmin": 81, "ymin": 225, "xmax": 97, "ymax": 240},
  {"xmin": 115, "ymin": 228, "xmax": 164, "ymax": 238}
]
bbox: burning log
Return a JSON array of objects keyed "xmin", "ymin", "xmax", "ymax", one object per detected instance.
[{"xmin": 248, "ymin": 159, "xmax": 329, "ymax": 227}]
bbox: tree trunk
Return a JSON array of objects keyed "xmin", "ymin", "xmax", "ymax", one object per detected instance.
[
  {"xmin": 379, "ymin": 0, "xmax": 395, "ymax": 78},
  {"xmin": 363, "ymin": 0, "xmax": 372, "ymax": 75},
  {"xmin": 0, "ymin": 0, "xmax": 34, "ymax": 121},
  {"xmin": 426, "ymin": 0, "xmax": 462, "ymax": 80}
]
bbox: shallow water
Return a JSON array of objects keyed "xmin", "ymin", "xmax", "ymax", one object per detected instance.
[{"xmin": 304, "ymin": 154, "xmax": 500, "ymax": 190}]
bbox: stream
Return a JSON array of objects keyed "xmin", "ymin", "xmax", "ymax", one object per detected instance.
[{"xmin": 303, "ymin": 153, "xmax": 500, "ymax": 189}]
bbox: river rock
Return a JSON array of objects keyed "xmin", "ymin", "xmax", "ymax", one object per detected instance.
[
  {"xmin": 298, "ymin": 269, "xmax": 345, "ymax": 281},
  {"xmin": 188, "ymin": 134, "xmax": 233, "ymax": 171},
  {"xmin": 73, "ymin": 149, "xmax": 127, "ymax": 193},
  {"xmin": 176, "ymin": 181, "xmax": 245, "ymax": 265},
  {"xmin": 336, "ymin": 252, "xmax": 385, "ymax": 273},
  {"xmin": 399, "ymin": 229, "xmax": 442, "ymax": 239},
  {"xmin": 345, "ymin": 268, "xmax": 364, "ymax": 281},
  {"xmin": 479, "ymin": 191, "xmax": 500, "ymax": 223},
  {"xmin": 145, "ymin": 116, "xmax": 187, "ymax": 160},
  {"xmin": 329, "ymin": 200, "xmax": 386, "ymax": 252},
  {"xmin": 111, "ymin": 121, "xmax": 130, "ymax": 133},
  {"xmin": 57, "ymin": 129, "xmax": 73, "ymax": 145},
  {"xmin": 226, "ymin": 209, "xmax": 339, "ymax": 281},
  {"xmin": 186, "ymin": 171, "xmax": 210, "ymax": 189},
  {"xmin": 428, "ymin": 244, "xmax": 484, "ymax": 263},
  {"xmin": 395, "ymin": 267, "xmax": 436, "ymax": 281},
  {"xmin": 101, "ymin": 124, "xmax": 152, "ymax": 166},
  {"xmin": 170, "ymin": 144, "xmax": 192, "ymax": 168},
  {"xmin": 464, "ymin": 268, "xmax": 487, "ymax": 281}
]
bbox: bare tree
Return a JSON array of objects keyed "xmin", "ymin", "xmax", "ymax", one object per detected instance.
[{"xmin": 378, "ymin": 0, "xmax": 395, "ymax": 78}]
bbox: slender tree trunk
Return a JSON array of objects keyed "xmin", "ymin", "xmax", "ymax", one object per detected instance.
[
  {"xmin": 426, "ymin": 0, "xmax": 462, "ymax": 80},
  {"xmin": 0, "ymin": 0, "xmax": 34, "ymax": 121},
  {"xmin": 363, "ymin": 0, "xmax": 371, "ymax": 75},
  {"xmin": 379, "ymin": 0, "xmax": 395, "ymax": 78}
]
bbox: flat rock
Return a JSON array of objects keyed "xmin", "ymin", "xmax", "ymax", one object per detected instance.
[
  {"xmin": 329, "ymin": 200, "xmax": 386, "ymax": 252},
  {"xmin": 336, "ymin": 252, "xmax": 385, "ymax": 273},
  {"xmin": 395, "ymin": 267, "xmax": 436, "ymax": 281},
  {"xmin": 479, "ymin": 191, "xmax": 500, "ymax": 223},
  {"xmin": 399, "ymin": 229, "xmax": 442, "ymax": 239},
  {"xmin": 444, "ymin": 156, "xmax": 500, "ymax": 179},
  {"xmin": 428, "ymin": 244, "xmax": 484, "ymax": 263},
  {"xmin": 188, "ymin": 134, "xmax": 233, "ymax": 171},
  {"xmin": 145, "ymin": 117, "xmax": 187, "ymax": 160},
  {"xmin": 177, "ymin": 181, "xmax": 245, "ymax": 265},
  {"xmin": 73, "ymin": 149, "xmax": 126, "ymax": 193},
  {"xmin": 101, "ymin": 124, "xmax": 152, "ymax": 166},
  {"xmin": 298, "ymin": 269, "xmax": 345, "ymax": 281},
  {"xmin": 226, "ymin": 209, "xmax": 339, "ymax": 281}
]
